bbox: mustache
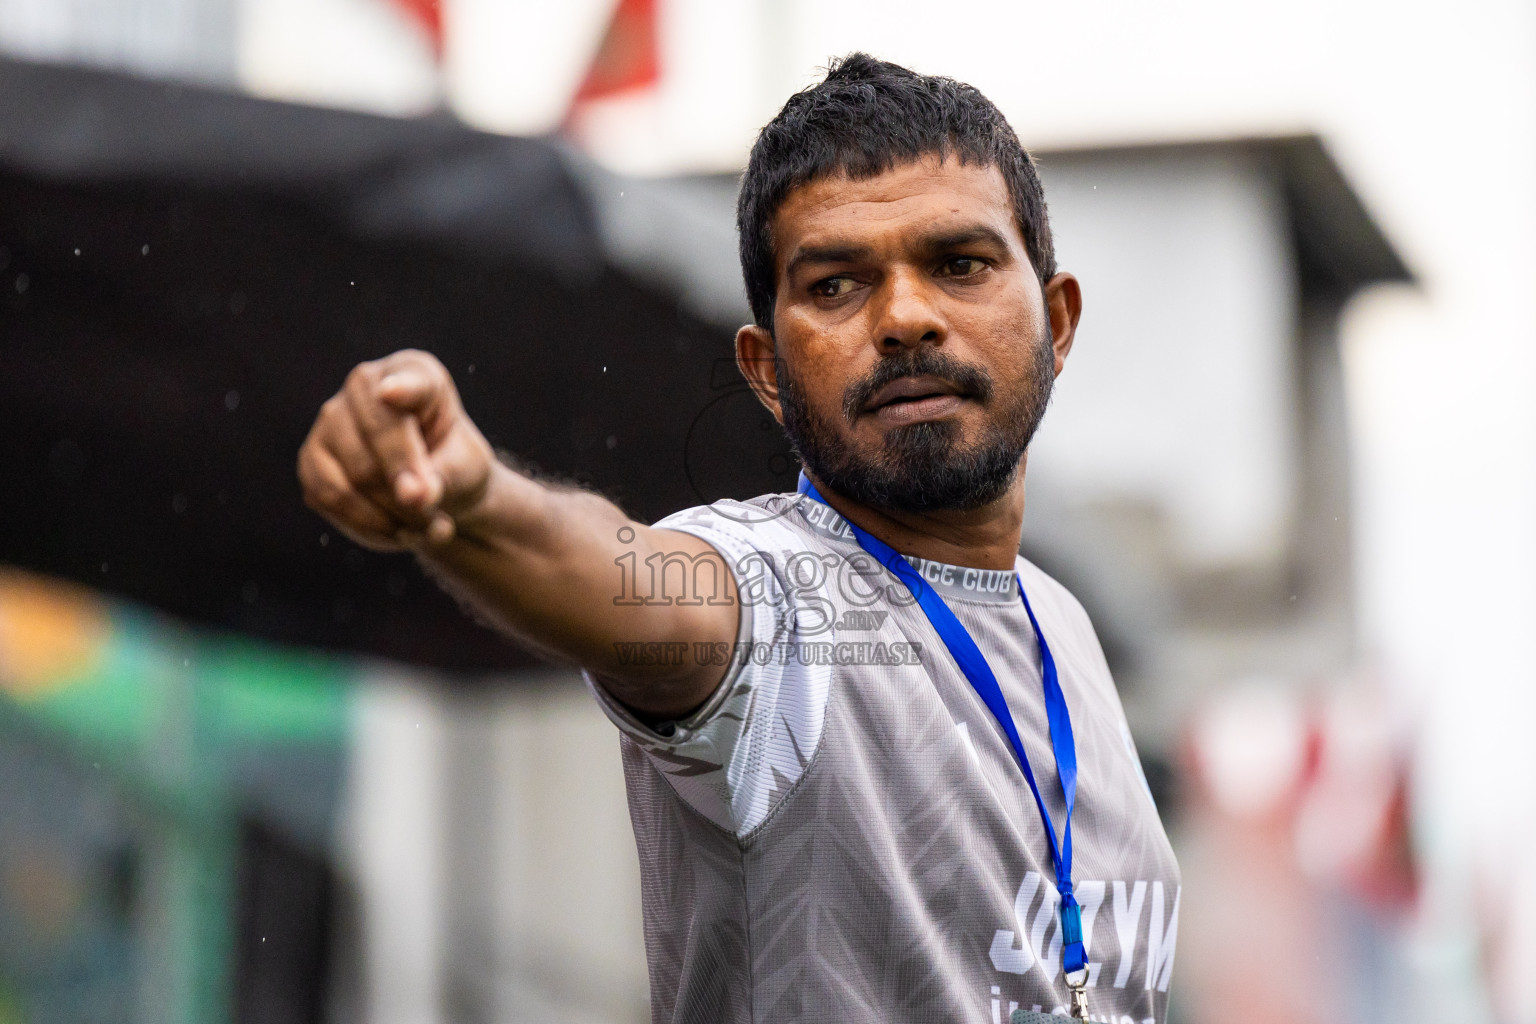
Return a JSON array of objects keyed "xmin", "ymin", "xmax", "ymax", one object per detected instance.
[{"xmin": 840, "ymin": 348, "xmax": 995, "ymax": 423}]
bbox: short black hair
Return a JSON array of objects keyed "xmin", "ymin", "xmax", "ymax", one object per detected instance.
[{"xmin": 737, "ymin": 52, "xmax": 1056, "ymax": 331}]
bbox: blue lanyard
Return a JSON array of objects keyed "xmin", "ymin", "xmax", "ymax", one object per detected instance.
[{"xmin": 797, "ymin": 473, "xmax": 1087, "ymax": 977}]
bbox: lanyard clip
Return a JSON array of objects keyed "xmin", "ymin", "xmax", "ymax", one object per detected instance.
[
  {"xmin": 1065, "ymin": 970, "xmax": 1089, "ymax": 1021},
  {"xmin": 1059, "ymin": 894, "xmax": 1089, "ymax": 1019}
]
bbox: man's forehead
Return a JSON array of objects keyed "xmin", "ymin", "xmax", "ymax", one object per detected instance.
[{"xmin": 772, "ymin": 157, "xmax": 1019, "ymax": 256}]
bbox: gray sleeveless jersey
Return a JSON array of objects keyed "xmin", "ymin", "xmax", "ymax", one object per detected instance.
[{"xmin": 586, "ymin": 492, "xmax": 1181, "ymax": 1024}]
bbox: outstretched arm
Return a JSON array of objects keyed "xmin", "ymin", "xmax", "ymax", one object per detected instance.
[{"xmin": 296, "ymin": 349, "xmax": 737, "ymax": 718}]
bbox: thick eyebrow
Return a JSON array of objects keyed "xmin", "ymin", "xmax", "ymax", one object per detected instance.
[
  {"xmin": 783, "ymin": 224, "xmax": 1016, "ymax": 280},
  {"xmin": 783, "ymin": 243, "xmax": 873, "ymax": 280},
  {"xmin": 917, "ymin": 224, "xmax": 1015, "ymax": 257}
]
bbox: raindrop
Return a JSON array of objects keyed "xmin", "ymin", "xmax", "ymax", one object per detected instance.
[
  {"xmin": 319, "ymin": 533, "xmax": 330, "ymax": 547},
  {"xmin": 224, "ymin": 390, "xmax": 240, "ymax": 411},
  {"xmin": 141, "ymin": 244, "xmax": 149, "ymax": 256},
  {"xmin": 171, "ymin": 493, "xmax": 187, "ymax": 514},
  {"xmin": 228, "ymin": 291, "xmax": 247, "ymax": 316},
  {"xmin": 602, "ymin": 366, "xmax": 607, "ymax": 373},
  {"xmin": 14, "ymin": 273, "xmax": 28, "ymax": 294},
  {"xmin": 100, "ymin": 563, "xmax": 109, "ymax": 573},
  {"xmin": 73, "ymin": 248, "xmax": 81, "ymax": 256},
  {"xmin": 467, "ymin": 364, "xmax": 476, "ymax": 375},
  {"xmin": 606, "ymin": 435, "xmax": 618, "ymax": 450}
]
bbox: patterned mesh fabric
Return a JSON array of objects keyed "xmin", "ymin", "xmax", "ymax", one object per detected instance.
[{"xmin": 587, "ymin": 493, "xmax": 1181, "ymax": 1023}]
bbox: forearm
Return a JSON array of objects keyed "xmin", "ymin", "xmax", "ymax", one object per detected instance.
[
  {"xmin": 418, "ymin": 462, "xmax": 629, "ymax": 660},
  {"xmin": 415, "ymin": 461, "xmax": 737, "ymax": 708}
]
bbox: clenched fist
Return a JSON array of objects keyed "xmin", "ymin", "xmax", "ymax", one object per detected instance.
[{"xmin": 298, "ymin": 350, "xmax": 496, "ymax": 551}]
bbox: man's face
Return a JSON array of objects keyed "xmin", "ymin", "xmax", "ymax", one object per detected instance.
[{"xmin": 748, "ymin": 156, "xmax": 1068, "ymax": 513}]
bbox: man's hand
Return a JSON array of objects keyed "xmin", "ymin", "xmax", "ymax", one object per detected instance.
[{"xmin": 298, "ymin": 349, "xmax": 495, "ymax": 551}]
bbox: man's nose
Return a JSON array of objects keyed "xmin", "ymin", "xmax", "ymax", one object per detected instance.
[{"xmin": 873, "ymin": 269, "xmax": 946, "ymax": 351}]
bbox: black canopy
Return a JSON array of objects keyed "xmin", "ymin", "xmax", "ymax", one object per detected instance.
[{"xmin": 0, "ymin": 57, "xmax": 793, "ymax": 673}]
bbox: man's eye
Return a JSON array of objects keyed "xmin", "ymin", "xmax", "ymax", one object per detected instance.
[
  {"xmin": 940, "ymin": 257, "xmax": 986, "ymax": 277},
  {"xmin": 812, "ymin": 277, "xmax": 857, "ymax": 298}
]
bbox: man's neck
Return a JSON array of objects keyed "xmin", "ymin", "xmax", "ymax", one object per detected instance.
[{"xmin": 804, "ymin": 468, "xmax": 1027, "ymax": 571}]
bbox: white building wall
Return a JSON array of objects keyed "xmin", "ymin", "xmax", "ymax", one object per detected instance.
[
  {"xmin": 339, "ymin": 668, "xmax": 648, "ymax": 1024},
  {"xmin": 1028, "ymin": 150, "xmax": 1297, "ymax": 569},
  {"xmin": 479, "ymin": 674, "xmax": 648, "ymax": 1024},
  {"xmin": 237, "ymin": 0, "xmax": 438, "ymax": 115},
  {"xmin": 340, "ymin": 669, "xmax": 450, "ymax": 1024},
  {"xmin": 0, "ymin": 0, "xmax": 238, "ymax": 83}
]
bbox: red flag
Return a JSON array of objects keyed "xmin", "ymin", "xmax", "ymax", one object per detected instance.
[
  {"xmin": 389, "ymin": 0, "xmax": 444, "ymax": 59},
  {"xmin": 572, "ymin": 0, "xmax": 659, "ymax": 104}
]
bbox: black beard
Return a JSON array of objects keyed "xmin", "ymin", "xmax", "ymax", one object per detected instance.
[{"xmin": 776, "ymin": 332, "xmax": 1056, "ymax": 514}]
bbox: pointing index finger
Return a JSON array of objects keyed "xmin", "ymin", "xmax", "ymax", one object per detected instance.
[
  {"xmin": 344, "ymin": 368, "xmax": 442, "ymax": 514},
  {"xmin": 378, "ymin": 369, "xmax": 437, "ymax": 411},
  {"xmin": 389, "ymin": 418, "xmax": 443, "ymax": 510}
]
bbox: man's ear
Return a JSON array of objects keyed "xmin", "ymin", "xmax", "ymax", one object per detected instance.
[
  {"xmin": 736, "ymin": 324, "xmax": 784, "ymax": 424},
  {"xmin": 1043, "ymin": 272, "xmax": 1083, "ymax": 378}
]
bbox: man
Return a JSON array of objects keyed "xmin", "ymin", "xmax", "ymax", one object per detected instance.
[{"xmin": 298, "ymin": 53, "xmax": 1179, "ymax": 1024}]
